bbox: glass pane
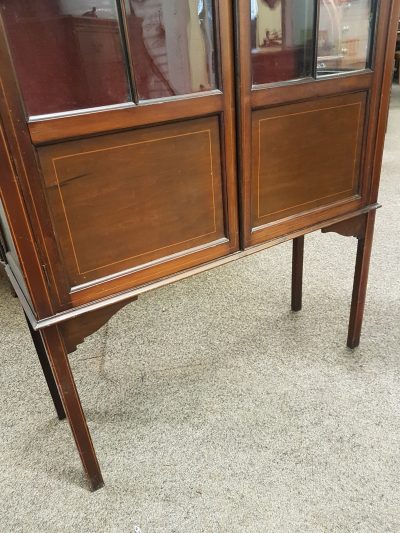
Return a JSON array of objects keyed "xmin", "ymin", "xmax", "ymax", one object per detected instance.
[
  {"xmin": 124, "ymin": 0, "xmax": 217, "ymax": 100},
  {"xmin": 1, "ymin": 0, "xmax": 130, "ymax": 116},
  {"xmin": 251, "ymin": 0, "xmax": 315, "ymax": 85},
  {"xmin": 317, "ymin": 0, "xmax": 375, "ymax": 77}
]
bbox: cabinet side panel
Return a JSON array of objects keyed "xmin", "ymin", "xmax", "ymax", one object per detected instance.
[{"xmin": 0, "ymin": 122, "xmax": 53, "ymax": 315}]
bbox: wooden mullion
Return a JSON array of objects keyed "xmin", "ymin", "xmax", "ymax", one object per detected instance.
[{"xmin": 116, "ymin": 0, "xmax": 139, "ymax": 105}]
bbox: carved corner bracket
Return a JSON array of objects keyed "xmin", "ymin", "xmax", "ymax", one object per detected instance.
[
  {"xmin": 321, "ymin": 213, "xmax": 367, "ymax": 240},
  {"xmin": 59, "ymin": 296, "xmax": 138, "ymax": 354}
]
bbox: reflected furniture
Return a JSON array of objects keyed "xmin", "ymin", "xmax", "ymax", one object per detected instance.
[
  {"xmin": 396, "ymin": 50, "xmax": 400, "ymax": 83},
  {"xmin": 396, "ymin": 18, "xmax": 400, "ymax": 82},
  {"xmin": 0, "ymin": 0, "xmax": 399, "ymax": 491}
]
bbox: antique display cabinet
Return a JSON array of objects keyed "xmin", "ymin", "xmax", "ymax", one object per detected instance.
[{"xmin": 0, "ymin": 0, "xmax": 399, "ymax": 491}]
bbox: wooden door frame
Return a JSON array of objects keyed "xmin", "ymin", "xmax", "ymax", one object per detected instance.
[
  {"xmin": 0, "ymin": 0, "xmax": 239, "ymax": 316},
  {"xmin": 235, "ymin": 0, "xmax": 397, "ymax": 248}
]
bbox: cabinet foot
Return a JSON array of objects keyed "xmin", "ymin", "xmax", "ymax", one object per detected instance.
[{"xmin": 291, "ymin": 236, "xmax": 304, "ymax": 312}]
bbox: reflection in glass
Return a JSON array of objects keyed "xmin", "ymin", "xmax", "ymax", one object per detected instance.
[
  {"xmin": 1, "ymin": 0, "xmax": 130, "ymax": 116},
  {"xmin": 317, "ymin": 0, "xmax": 374, "ymax": 76},
  {"xmin": 251, "ymin": 0, "xmax": 315, "ymax": 85},
  {"xmin": 124, "ymin": 0, "xmax": 217, "ymax": 100}
]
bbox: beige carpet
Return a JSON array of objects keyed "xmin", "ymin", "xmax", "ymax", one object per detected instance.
[{"xmin": 1, "ymin": 86, "xmax": 399, "ymax": 532}]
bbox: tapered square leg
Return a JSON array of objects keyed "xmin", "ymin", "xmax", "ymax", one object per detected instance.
[
  {"xmin": 40, "ymin": 326, "xmax": 104, "ymax": 491},
  {"xmin": 292, "ymin": 236, "xmax": 304, "ymax": 312},
  {"xmin": 25, "ymin": 314, "xmax": 66, "ymax": 420},
  {"xmin": 347, "ymin": 211, "xmax": 376, "ymax": 349}
]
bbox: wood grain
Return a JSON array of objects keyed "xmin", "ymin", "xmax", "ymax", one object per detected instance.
[
  {"xmin": 252, "ymin": 93, "xmax": 366, "ymax": 229},
  {"xmin": 60, "ymin": 297, "xmax": 137, "ymax": 354},
  {"xmin": 38, "ymin": 116, "xmax": 226, "ymax": 289}
]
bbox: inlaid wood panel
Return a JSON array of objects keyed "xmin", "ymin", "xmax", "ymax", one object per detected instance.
[
  {"xmin": 252, "ymin": 92, "xmax": 366, "ymax": 230},
  {"xmin": 38, "ymin": 116, "xmax": 226, "ymax": 289}
]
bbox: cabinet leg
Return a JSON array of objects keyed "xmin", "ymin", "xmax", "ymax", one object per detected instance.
[
  {"xmin": 41, "ymin": 326, "xmax": 104, "ymax": 491},
  {"xmin": 347, "ymin": 211, "xmax": 376, "ymax": 349},
  {"xmin": 25, "ymin": 314, "xmax": 66, "ymax": 421},
  {"xmin": 291, "ymin": 236, "xmax": 304, "ymax": 312},
  {"xmin": 9, "ymin": 280, "xmax": 17, "ymax": 298}
]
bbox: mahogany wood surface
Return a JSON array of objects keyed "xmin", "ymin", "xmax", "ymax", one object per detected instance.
[
  {"xmin": 41, "ymin": 325, "xmax": 104, "ymax": 491},
  {"xmin": 235, "ymin": 0, "xmax": 397, "ymax": 249},
  {"xmin": 251, "ymin": 92, "xmax": 366, "ymax": 230},
  {"xmin": 60, "ymin": 297, "xmax": 137, "ymax": 354},
  {"xmin": 321, "ymin": 214, "xmax": 368, "ymax": 239},
  {"xmin": 0, "ymin": 0, "xmax": 398, "ymax": 491},
  {"xmin": 38, "ymin": 117, "xmax": 227, "ymax": 290},
  {"xmin": 347, "ymin": 210, "xmax": 376, "ymax": 349},
  {"xmin": 24, "ymin": 313, "xmax": 66, "ymax": 420},
  {"xmin": 0, "ymin": 0, "xmax": 240, "ymax": 314},
  {"xmin": 291, "ymin": 236, "xmax": 304, "ymax": 313}
]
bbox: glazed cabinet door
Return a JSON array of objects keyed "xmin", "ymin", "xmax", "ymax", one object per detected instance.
[
  {"xmin": 0, "ymin": 0, "xmax": 238, "ymax": 313},
  {"xmin": 236, "ymin": 0, "xmax": 392, "ymax": 247}
]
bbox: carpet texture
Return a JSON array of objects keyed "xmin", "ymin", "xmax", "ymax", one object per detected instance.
[{"xmin": 0, "ymin": 86, "xmax": 399, "ymax": 532}]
